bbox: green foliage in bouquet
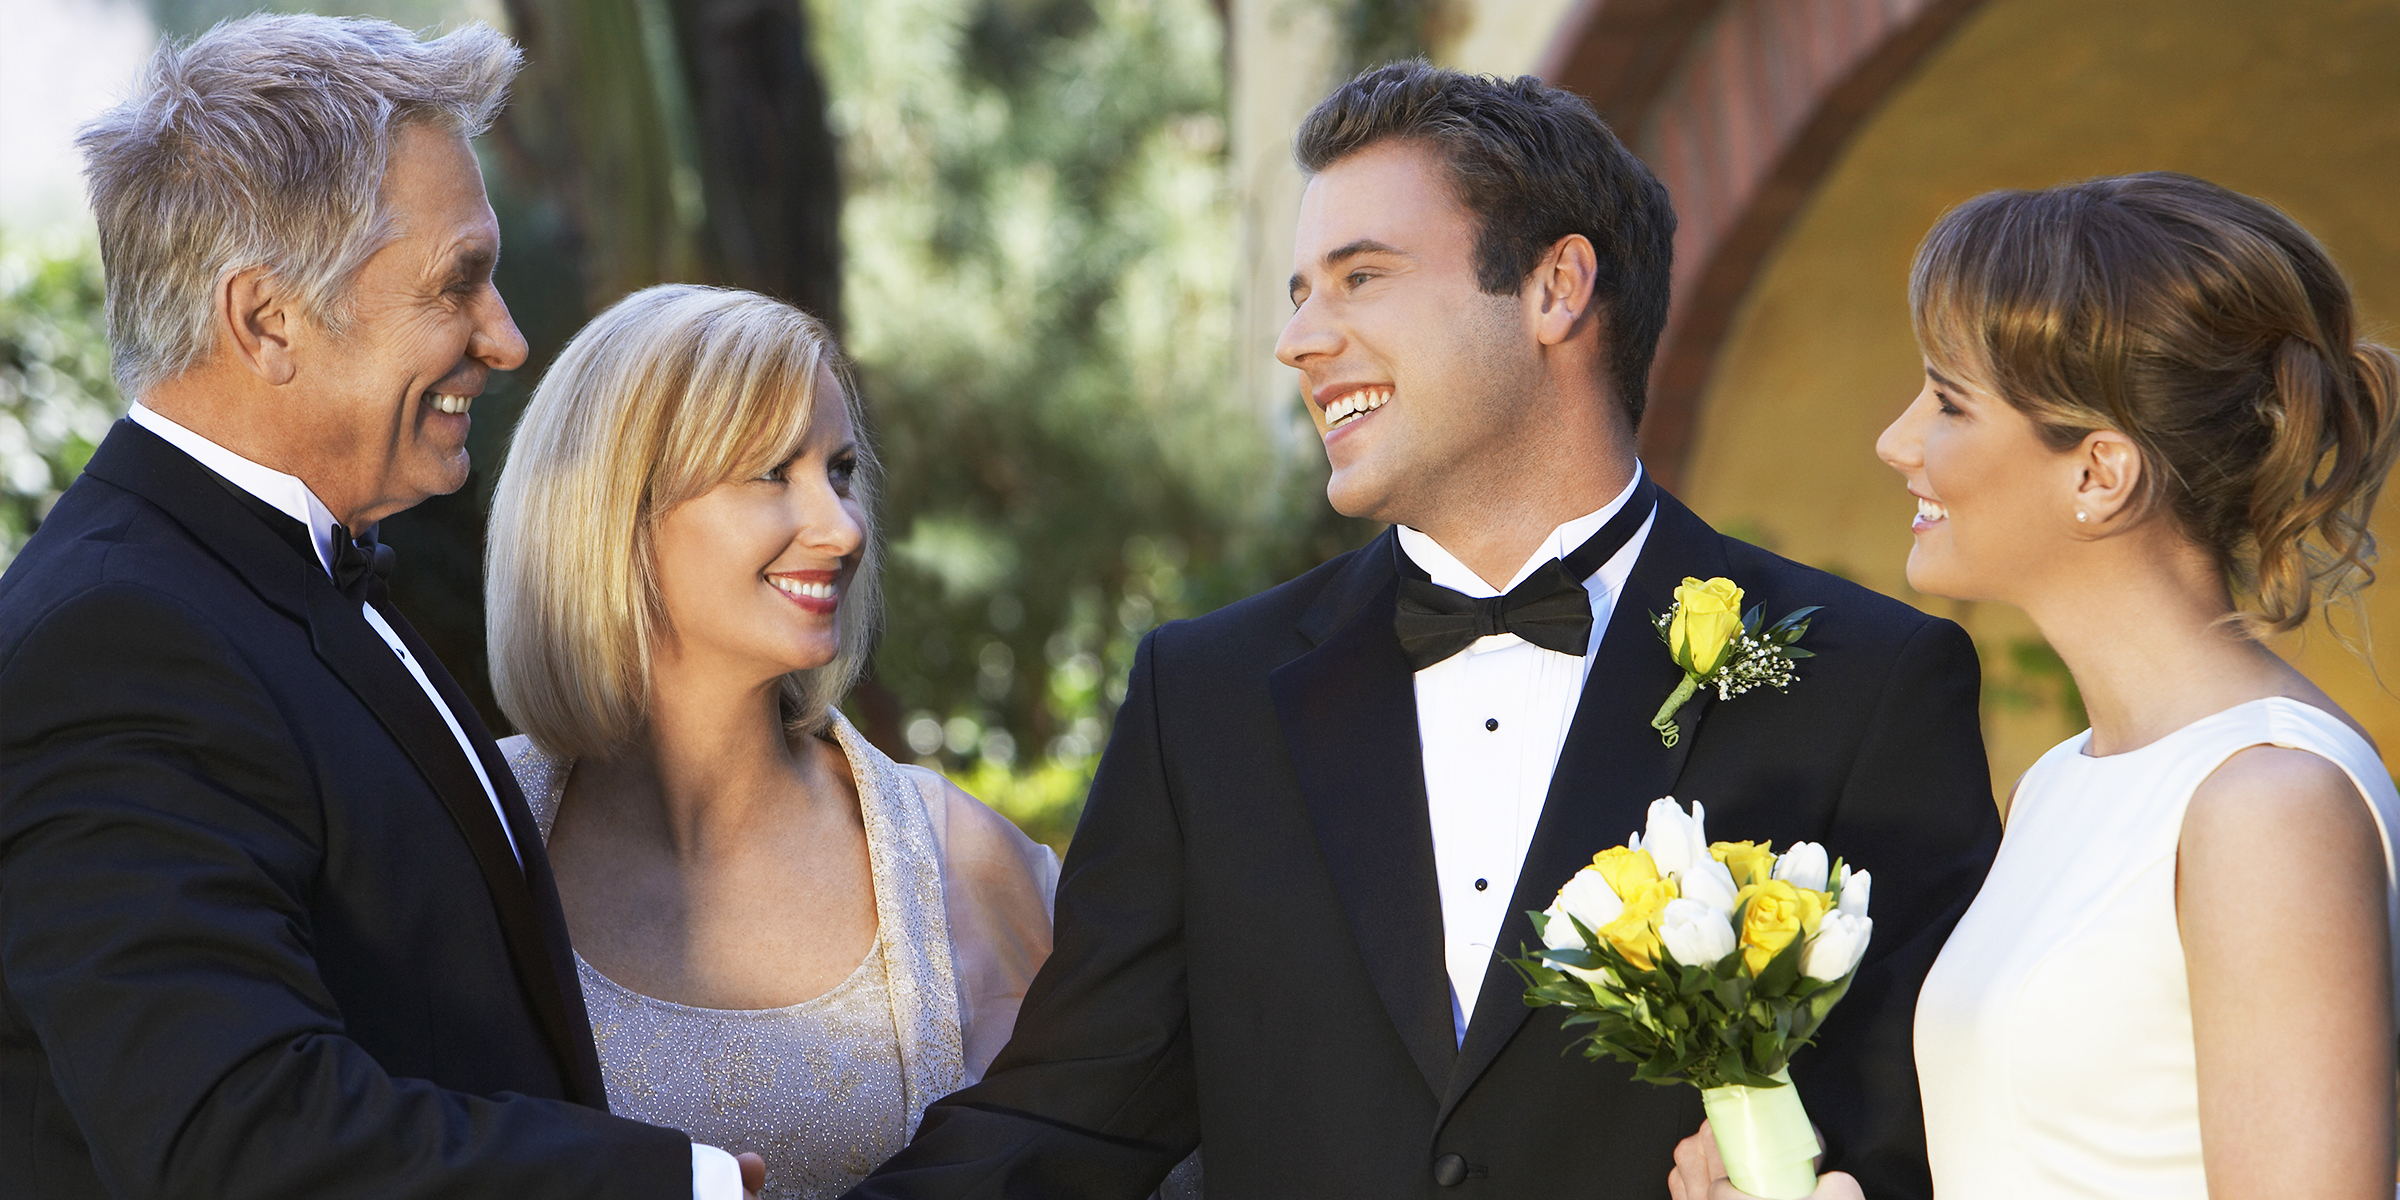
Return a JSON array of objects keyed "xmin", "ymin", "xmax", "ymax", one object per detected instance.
[{"xmin": 1513, "ymin": 878, "xmax": 1857, "ymax": 1091}]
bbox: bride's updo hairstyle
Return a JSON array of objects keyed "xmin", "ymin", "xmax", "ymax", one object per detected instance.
[
  {"xmin": 487, "ymin": 284, "xmax": 882, "ymax": 760},
  {"xmin": 1911, "ymin": 172, "xmax": 2400, "ymax": 635}
]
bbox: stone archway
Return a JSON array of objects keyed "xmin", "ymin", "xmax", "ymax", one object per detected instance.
[{"xmin": 1542, "ymin": 0, "xmax": 1990, "ymax": 489}]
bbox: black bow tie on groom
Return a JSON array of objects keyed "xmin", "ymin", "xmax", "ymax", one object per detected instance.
[
  {"xmin": 1393, "ymin": 474, "xmax": 1658, "ymax": 671},
  {"xmin": 331, "ymin": 523, "xmax": 396, "ymax": 603}
]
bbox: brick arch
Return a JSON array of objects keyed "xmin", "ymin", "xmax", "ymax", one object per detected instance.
[{"xmin": 1543, "ymin": 0, "xmax": 1991, "ymax": 489}]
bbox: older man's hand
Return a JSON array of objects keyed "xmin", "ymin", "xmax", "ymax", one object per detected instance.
[{"xmin": 739, "ymin": 1152, "xmax": 766, "ymax": 1198}]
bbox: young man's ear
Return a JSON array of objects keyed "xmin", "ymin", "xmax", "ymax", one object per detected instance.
[
  {"xmin": 1529, "ymin": 233, "xmax": 1600, "ymax": 347},
  {"xmin": 220, "ymin": 266, "xmax": 297, "ymax": 386}
]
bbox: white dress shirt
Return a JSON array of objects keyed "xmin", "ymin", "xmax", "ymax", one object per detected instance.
[
  {"xmin": 1396, "ymin": 464, "xmax": 1655, "ymax": 1044},
  {"xmin": 125, "ymin": 406, "xmax": 745, "ymax": 1198}
]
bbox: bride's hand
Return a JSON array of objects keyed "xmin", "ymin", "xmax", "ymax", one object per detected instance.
[{"xmin": 1668, "ymin": 1120, "xmax": 1866, "ymax": 1200}]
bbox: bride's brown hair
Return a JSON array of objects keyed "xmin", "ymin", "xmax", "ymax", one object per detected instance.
[{"xmin": 1911, "ymin": 171, "xmax": 2400, "ymax": 637}]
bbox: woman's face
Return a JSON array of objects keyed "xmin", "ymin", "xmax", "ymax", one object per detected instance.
[
  {"xmin": 1875, "ymin": 360, "xmax": 2081, "ymax": 603},
  {"xmin": 650, "ymin": 367, "xmax": 864, "ymax": 682}
]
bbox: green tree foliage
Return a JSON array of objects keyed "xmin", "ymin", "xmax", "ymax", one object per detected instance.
[
  {"xmin": 815, "ymin": 0, "xmax": 1368, "ymax": 844},
  {"xmin": 0, "ymin": 240, "xmax": 120, "ymax": 564}
]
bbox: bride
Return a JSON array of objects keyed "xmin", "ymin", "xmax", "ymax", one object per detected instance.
[
  {"xmin": 1675, "ymin": 172, "xmax": 2400, "ymax": 1198},
  {"xmin": 483, "ymin": 285, "xmax": 1059, "ymax": 1199}
]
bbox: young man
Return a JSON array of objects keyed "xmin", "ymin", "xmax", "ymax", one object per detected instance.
[{"xmin": 853, "ymin": 63, "xmax": 1999, "ymax": 1200}]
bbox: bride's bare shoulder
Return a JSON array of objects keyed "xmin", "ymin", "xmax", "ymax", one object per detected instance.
[{"xmin": 2184, "ymin": 744, "xmax": 2378, "ymax": 882}]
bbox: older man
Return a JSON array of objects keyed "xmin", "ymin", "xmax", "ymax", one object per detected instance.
[{"xmin": 0, "ymin": 17, "xmax": 753, "ymax": 1199}]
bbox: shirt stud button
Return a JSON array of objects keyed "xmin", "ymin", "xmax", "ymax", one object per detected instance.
[
  {"xmin": 1484, "ymin": 718, "xmax": 1498, "ymax": 731},
  {"xmin": 1474, "ymin": 878, "xmax": 1488, "ymax": 891}
]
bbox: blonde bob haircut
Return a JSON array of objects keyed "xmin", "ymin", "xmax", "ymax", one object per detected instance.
[{"xmin": 487, "ymin": 285, "xmax": 881, "ymax": 760}]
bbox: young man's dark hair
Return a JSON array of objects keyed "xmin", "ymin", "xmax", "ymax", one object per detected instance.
[{"xmin": 1293, "ymin": 60, "xmax": 1677, "ymax": 430}]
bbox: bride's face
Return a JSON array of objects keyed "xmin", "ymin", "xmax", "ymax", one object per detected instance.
[
  {"xmin": 649, "ymin": 368, "xmax": 864, "ymax": 683},
  {"xmin": 1876, "ymin": 360, "xmax": 2081, "ymax": 603}
]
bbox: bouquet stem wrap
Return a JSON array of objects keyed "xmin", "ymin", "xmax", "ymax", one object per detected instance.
[{"xmin": 1700, "ymin": 1068, "xmax": 1819, "ymax": 1199}]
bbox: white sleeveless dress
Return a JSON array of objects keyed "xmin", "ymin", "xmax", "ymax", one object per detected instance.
[{"xmin": 1914, "ymin": 697, "xmax": 2400, "ymax": 1198}]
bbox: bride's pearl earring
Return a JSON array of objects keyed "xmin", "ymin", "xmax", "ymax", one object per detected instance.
[{"xmin": 2075, "ymin": 510, "xmax": 2089, "ymax": 523}]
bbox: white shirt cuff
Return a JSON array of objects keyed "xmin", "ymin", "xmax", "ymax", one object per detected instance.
[{"xmin": 692, "ymin": 1142, "xmax": 745, "ymax": 1200}]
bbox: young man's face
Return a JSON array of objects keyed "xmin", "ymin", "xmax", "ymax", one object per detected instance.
[{"xmin": 1276, "ymin": 139, "xmax": 1541, "ymax": 529}]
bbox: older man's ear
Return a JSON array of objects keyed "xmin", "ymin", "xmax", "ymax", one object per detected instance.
[{"xmin": 220, "ymin": 265, "xmax": 298, "ymax": 387}]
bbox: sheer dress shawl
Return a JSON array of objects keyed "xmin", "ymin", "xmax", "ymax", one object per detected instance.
[{"xmin": 501, "ymin": 711, "xmax": 1059, "ymax": 1119}]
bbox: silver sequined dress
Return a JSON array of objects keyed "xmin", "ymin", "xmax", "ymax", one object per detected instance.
[{"xmin": 503, "ymin": 713, "xmax": 1060, "ymax": 1200}]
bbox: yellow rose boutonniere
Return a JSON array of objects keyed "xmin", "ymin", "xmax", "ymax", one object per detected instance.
[
  {"xmin": 1649, "ymin": 577, "xmax": 1820, "ymax": 746},
  {"xmin": 1668, "ymin": 576, "xmax": 1744, "ymax": 675}
]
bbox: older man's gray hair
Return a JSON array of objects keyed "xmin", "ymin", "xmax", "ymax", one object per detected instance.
[{"xmin": 78, "ymin": 15, "xmax": 523, "ymax": 398}]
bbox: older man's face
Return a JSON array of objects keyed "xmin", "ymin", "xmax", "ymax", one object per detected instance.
[{"xmin": 299, "ymin": 122, "xmax": 526, "ymax": 528}]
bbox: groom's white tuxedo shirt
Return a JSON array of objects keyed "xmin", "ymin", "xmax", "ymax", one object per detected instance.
[
  {"xmin": 1396, "ymin": 464, "xmax": 1653, "ymax": 1044},
  {"xmin": 123, "ymin": 404, "xmax": 744, "ymax": 1200}
]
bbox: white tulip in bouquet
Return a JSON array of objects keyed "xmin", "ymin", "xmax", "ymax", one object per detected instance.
[{"xmin": 1511, "ymin": 797, "xmax": 1873, "ymax": 1200}]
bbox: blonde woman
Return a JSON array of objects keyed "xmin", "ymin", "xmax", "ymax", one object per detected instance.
[
  {"xmin": 1675, "ymin": 175, "xmax": 2400, "ymax": 1199},
  {"xmin": 485, "ymin": 285, "xmax": 1058, "ymax": 1200}
]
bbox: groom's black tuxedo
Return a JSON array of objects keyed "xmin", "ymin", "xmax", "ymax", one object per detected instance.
[
  {"xmin": 856, "ymin": 488, "xmax": 2000, "ymax": 1200},
  {"xmin": 0, "ymin": 421, "xmax": 689, "ymax": 1198}
]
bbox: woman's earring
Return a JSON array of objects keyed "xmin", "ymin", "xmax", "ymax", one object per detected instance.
[{"xmin": 2075, "ymin": 510, "xmax": 2089, "ymax": 523}]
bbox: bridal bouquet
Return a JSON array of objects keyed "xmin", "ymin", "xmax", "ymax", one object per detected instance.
[{"xmin": 1511, "ymin": 798, "xmax": 1872, "ymax": 1200}]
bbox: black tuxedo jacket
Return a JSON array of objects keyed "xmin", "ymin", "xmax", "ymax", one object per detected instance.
[
  {"xmin": 0, "ymin": 421, "xmax": 689, "ymax": 1198},
  {"xmin": 855, "ymin": 489, "xmax": 2000, "ymax": 1200}
]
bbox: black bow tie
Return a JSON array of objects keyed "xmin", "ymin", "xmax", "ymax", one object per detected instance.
[
  {"xmin": 1393, "ymin": 474, "xmax": 1657, "ymax": 671},
  {"xmin": 331, "ymin": 523, "xmax": 396, "ymax": 603}
]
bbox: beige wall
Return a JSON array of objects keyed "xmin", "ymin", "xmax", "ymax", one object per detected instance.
[{"xmin": 1680, "ymin": 0, "xmax": 2400, "ymax": 794}]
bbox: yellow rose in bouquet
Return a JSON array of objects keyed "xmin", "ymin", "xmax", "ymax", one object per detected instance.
[
  {"xmin": 1590, "ymin": 844, "xmax": 1660, "ymax": 898},
  {"xmin": 1598, "ymin": 877, "xmax": 1678, "ymax": 970},
  {"xmin": 1712, "ymin": 840, "xmax": 1778, "ymax": 889}
]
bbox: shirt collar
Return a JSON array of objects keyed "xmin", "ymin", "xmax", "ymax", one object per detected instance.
[
  {"xmin": 1395, "ymin": 462, "xmax": 1647, "ymax": 599},
  {"xmin": 128, "ymin": 402, "xmax": 341, "ymax": 577}
]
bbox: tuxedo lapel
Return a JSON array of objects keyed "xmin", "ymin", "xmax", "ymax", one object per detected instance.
[
  {"xmin": 1268, "ymin": 532, "xmax": 1456, "ymax": 1093},
  {"xmin": 307, "ymin": 586, "xmax": 607, "ymax": 1105},
  {"xmin": 84, "ymin": 422, "xmax": 602, "ymax": 1105},
  {"xmin": 1440, "ymin": 492, "xmax": 1731, "ymax": 1122},
  {"xmin": 373, "ymin": 600, "xmax": 610, "ymax": 1107},
  {"xmin": 81, "ymin": 423, "xmax": 317, "ymax": 624}
]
